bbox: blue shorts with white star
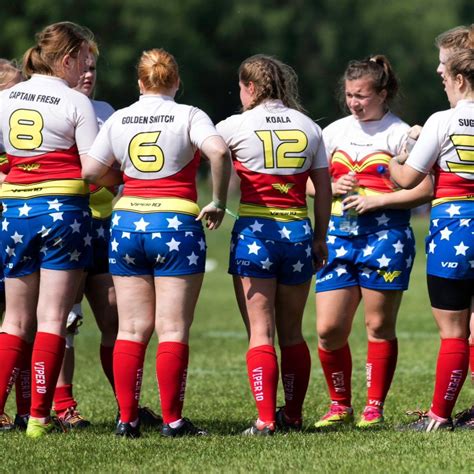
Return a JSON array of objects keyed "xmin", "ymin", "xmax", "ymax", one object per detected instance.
[
  {"xmin": 1, "ymin": 196, "xmax": 92, "ymax": 277},
  {"xmin": 426, "ymin": 211, "xmax": 474, "ymax": 280},
  {"xmin": 315, "ymin": 225, "xmax": 415, "ymax": 292},
  {"xmin": 108, "ymin": 211, "xmax": 206, "ymax": 277}
]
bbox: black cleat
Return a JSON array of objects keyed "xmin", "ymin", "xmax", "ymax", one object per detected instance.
[
  {"xmin": 138, "ymin": 406, "xmax": 163, "ymax": 428},
  {"xmin": 115, "ymin": 420, "xmax": 141, "ymax": 439},
  {"xmin": 161, "ymin": 417, "xmax": 207, "ymax": 437},
  {"xmin": 275, "ymin": 407, "xmax": 302, "ymax": 432},
  {"xmin": 242, "ymin": 420, "xmax": 276, "ymax": 436},
  {"xmin": 0, "ymin": 413, "xmax": 15, "ymax": 431},
  {"xmin": 454, "ymin": 407, "xmax": 474, "ymax": 430},
  {"xmin": 57, "ymin": 407, "xmax": 91, "ymax": 429},
  {"xmin": 398, "ymin": 410, "xmax": 454, "ymax": 432},
  {"xmin": 14, "ymin": 414, "xmax": 29, "ymax": 431}
]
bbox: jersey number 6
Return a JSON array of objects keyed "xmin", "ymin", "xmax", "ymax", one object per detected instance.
[{"xmin": 128, "ymin": 131, "xmax": 164, "ymax": 173}]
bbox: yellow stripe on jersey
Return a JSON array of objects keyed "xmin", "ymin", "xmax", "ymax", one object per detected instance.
[
  {"xmin": 432, "ymin": 195, "xmax": 474, "ymax": 206},
  {"xmin": 0, "ymin": 179, "xmax": 89, "ymax": 199},
  {"xmin": 90, "ymin": 187, "xmax": 115, "ymax": 219},
  {"xmin": 114, "ymin": 196, "xmax": 200, "ymax": 216},
  {"xmin": 238, "ymin": 203, "xmax": 307, "ymax": 221}
]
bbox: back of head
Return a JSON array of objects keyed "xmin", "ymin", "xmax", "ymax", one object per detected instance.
[
  {"xmin": 341, "ymin": 55, "xmax": 399, "ymax": 103},
  {"xmin": 435, "ymin": 24, "xmax": 474, "ymax": 51},
  {"xmin": 446, "ymin": 49, "xmax": 474, "ymax": 90},
  {"xmin": 138, "ymin": 48, "xmax": 179, "ymax": 93},
  {"xmin": 238, "ymin": 54, "xmax": 304, "ymax": 112},
  {"xmin": 0, "ymin": 59, "xmax": 22, "ymax": 90},
  {"xmin": 23, "ymin": 21, "xmax": 96, "ymax": 78}
]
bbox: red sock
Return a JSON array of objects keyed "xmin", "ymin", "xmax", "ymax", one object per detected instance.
[
  {"xmin": 318, "ymin": 343, "xmax": 352, "ymax": 407},
  {"xmin": 100, "ymin": 344, "xmax": 115, "ymax": 393},
  {"xmin": 156, "ymin": 342, "xmax": 189, "ymax": 424},
  {"xmin": 30, "ymin": 332, "xmax": 66, "ymax": 419},
  {"xmin": 280, "ymin": 342, "xmax": 311, "ymax": 420},
  {"xmin": 469, "ymin": 344, "xmax": 474, "ymax": 384},
  {"xmin": 0, "ymin": 333, "xmax": 27, "ymax": 415},
  {"xmin": 114, "ymin": 339, "xmax": 146, "ymax": 423},
  {"xmin": 246, "ymin": 345, "xmax": 278, "ymax": 424},
  {"xmin": 15, "ymin": 342, "xmax": 33, "ymax": 416},
  {"xmin": 53, "ymin": 384, "xmax": 77, "ymax": 414},
  {"xmin": 430, "ymin": 338, "xmax": 469, "ymax": 419},
  {"xmin": 365, "ymin": 339, "xmax": 398, "ymax": 409}
]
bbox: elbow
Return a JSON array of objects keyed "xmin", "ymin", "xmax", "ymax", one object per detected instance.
[{"xmin": 82, "ymin": 167, "xmax": 98, "ymax": 184}]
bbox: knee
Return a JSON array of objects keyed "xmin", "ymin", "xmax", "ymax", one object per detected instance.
[
  {"xmin": 317, "ymin": 324, "xmax": 349, "ymax": 350},
  {"xmin": 365, "ymin": 317, "xmax": 395, "ymax": 341}
]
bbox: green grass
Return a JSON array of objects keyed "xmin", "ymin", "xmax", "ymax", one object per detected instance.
[{"xmin": 1, "ymin": 207, "xmax": 473, "ymax": 473}]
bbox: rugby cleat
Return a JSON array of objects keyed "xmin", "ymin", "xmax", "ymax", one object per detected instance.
[
  {"xmin": 115, "ymin": 420, "xmax": 141, "ymax": 439},
  {"xmin": 161, "ymin": 418, "xmax": 207, "ymax": 437},
  {"xmin": 242, "ymin": 419, "xmax": 276, "ymax": 436},
  {"xmin": 454, "ymin": 406, "xmax": 474, "ymax": 430},
  {"xmin": 275, "ymin": 407, "xmax": 302, "ymax": 432},
  {"xmin": 356, "ymin": 406, "xmax": 384, "ymax": 429},
  {"xmin": 56, "ymin": 407, "xmax": 91, "ymax": 429},
  {"xmin": 26, "ymin": 418, "xmax": 56, "ymax": 439},
  {"xmin": 399, "ymin": 410, "xmax": 454, "ymax": 432},
  {"xmin": 314, "ymin": 404, "xmax": 354, "ymax": 430},
  {"xmin": 0, "ymin": 413, "xmax": 15, "ymax": 431},
  {"xmin": 138, "ymin": 406, "xmax": 163, "ymax": 427},
  {"xmin": 14, "ymin": 414, "xmax": 29, "ymax": 430}
]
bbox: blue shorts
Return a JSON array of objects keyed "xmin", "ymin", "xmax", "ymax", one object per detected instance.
[
  {"xmin": 229, "ymin": 234, "xmax": 314, "ymax": 285},
  {"xmin": 316, "ymin": 225, "xmax": 415, "ymax": 292},
  {"xmin": 1, "ymin": 207, "xmax": 93, "ymax": 278},
  {"xmin": 87, "ymin": 217, "xmax": 111, "ymax": 275},
  {"xmin": 426, "ymin": 217, "xmax": 474, "ymax": 280}
]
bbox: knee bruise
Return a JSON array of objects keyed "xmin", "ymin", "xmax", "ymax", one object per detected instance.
[{"xmin": 427, "ymin": 275, "xmax": 474, "ymax": 311}]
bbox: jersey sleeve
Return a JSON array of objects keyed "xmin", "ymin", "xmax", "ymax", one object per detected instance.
[
  {"xmin": 311, "ymin": 125, "xmax": 329, "ymax": 170},
  {"xmin": 188, "ymin": 108, "xmax": 220, "ymax": 149},
  {"xmin": 87, "ymin": 117, "xmax": 117, "ymax": 167},
  {"xmin": 216, "ymin": 115, "xmax": 239, "ymax": 147},
  {"xmin": 74, "ymin": 93, "xmax": 100, "ymax": 155},
  {"xmin": 406, "ymin": 113, "xmax": 443, "ymax": 174}
]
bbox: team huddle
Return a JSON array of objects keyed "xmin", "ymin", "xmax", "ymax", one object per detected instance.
[{"xmin": 0, "ymin": 21, "xmax": 472, "ymax": 439}]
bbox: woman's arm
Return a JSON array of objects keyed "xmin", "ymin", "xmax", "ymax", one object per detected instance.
[
  {"xmin": 81, "ymin": 155, "xmax": 123, "ymax": 187},
  {"xmin": 196, "ymin": 135, "xmax": 231, "ymax": 230},
  {"xmin": 309, "ymin": 167, "xmax": 332, "ymax": 270},
  {"xmin": 342, "ymin": 173, "xmax": 433, "ymax": 214}
]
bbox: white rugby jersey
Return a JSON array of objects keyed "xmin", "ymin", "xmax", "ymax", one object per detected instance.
[
  {"xmin": 88, "ymin": 94, "xmax": 219, "ymax": 201},
  {"xmin": 406, "ymin": 99, "xmax": 474, "ymax": 200},
  {"xmin": 92, "ymin": 99, "xmax": 115, "ymax": 129},
  {"xmin": 0, "ymin": 74, "xmax": 98, "ymax": 186},
  {"xmin": 217, "ymin": 99, "xmax": 327, "ymax": 210},
  {"xmin": 323, "ymin": 112, "xmax": 409, "ymax": 193}
]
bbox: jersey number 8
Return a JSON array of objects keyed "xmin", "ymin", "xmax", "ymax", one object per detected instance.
[{"xmin": 9, "ymin": 109, "xmax": 44, "ymax": 150}]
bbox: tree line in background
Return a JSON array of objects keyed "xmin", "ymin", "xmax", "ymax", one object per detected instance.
[{"xmin": 1, "ymin": 0, "xmax": 472, "ymax": 127}]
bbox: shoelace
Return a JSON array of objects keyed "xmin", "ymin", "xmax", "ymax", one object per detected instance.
[{"xmin": 0, "ymin": 413, "xmax": 14, "ymax": 426}]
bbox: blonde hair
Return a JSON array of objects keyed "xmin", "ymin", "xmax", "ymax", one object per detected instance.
[
  {"xmin": 447, "ymin": 49, "xmax": 474, "ymax": 89},
  {"xmin": 435, "ymin": 24, "xmax": 474, "ymax": 51},
  {"xmin": 23, "ymin": 21, "xmax": 96, "ymax": 78},
  {"xmin": 0, "ymin": 59, "xmax": 22, "ymax": 90},
  {"xmin": 138, "ymin": 48, "xmax": 179, "ymax": 93},
  {"xmin": 238, "ymin": 54, "xmax": 304, "ymax": 112}
]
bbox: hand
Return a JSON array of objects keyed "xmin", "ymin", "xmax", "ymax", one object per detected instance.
[
  {"xmin": 402, "ymin": 124, "xmax": 423, "ymax": 154},
  {"xmin": 312, "ymin": 238, "xmax": 328, "ymax": 271},
  {"xmin": 332, "ymin": 173, "xmax": 358, "ymax": 196},
  {"xmin": 196, "ymin": 201, "xmax": 225, "ymax": 230},
  {"xmin": 342, "ymin": 194, "xmax": 383, "ymax": 214},
  {"xmin": 0, "ymin": 172, "xmax": 6, "ymax": 184}
]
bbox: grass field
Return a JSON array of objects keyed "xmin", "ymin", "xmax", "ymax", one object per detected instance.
[{"xmin": 1, "ymin": 200, "xmax": 473, "ymax": 473}]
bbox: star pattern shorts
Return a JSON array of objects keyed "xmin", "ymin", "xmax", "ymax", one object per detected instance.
[
  {"xmin": 229, "ymin": 233, "xmax": 314, "ymax": 285},
  {"xmin": 426, "ymin": 216, "xmax": 474, "ymax": 279},
  {"xmin": 315, "ymin": 225, "xmax": 415, "ymax": 292},
  {"xmin": 1, "ymin": 207, "xmax": 93, "ymax": 277}
]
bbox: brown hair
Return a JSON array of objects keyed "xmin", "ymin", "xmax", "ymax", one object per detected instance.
[
  {"xmin": 435, "ymin": 24, "xmax": 474, "ymax": 51},
  {"xmin": 340, "ymin": 55, "xmax": 399, "ymax": 106},
  {"xmin": 238, "ymin": 54, "xmax": 304, "ymax": 112},
  {"xmin": 446, "ymin": 49, "xmax": 474, "ymax": 90},
  {"xmin": 0, "ymin": 59, "xmax": 22, "ymax": 90},
  {"xmin": 23, "ymin": 21, "xmax": 96, "ymax": 78},
  {"xmin": 138, "ymin": 48, "xmax": 179, "ymax": 93}
]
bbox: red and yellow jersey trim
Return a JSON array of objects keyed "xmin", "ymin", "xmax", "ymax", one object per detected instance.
[
  {"xmin": 89, "ymin": 186, "xmax": 115, "ymax": 219},
  {"xmin": 432, "ymin": 195, "xmax": 474, "ymax": 206},
  {"xmin": 0, "ymin": 179, "xmax": 89, "ymax": 199},
  {"xmin": 238, "ymin": 202, "xmax": 308, "ymax": 221},
  {"xmin": 114, "ymin": 196, "xmax": 199, "ymax": 216}
]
